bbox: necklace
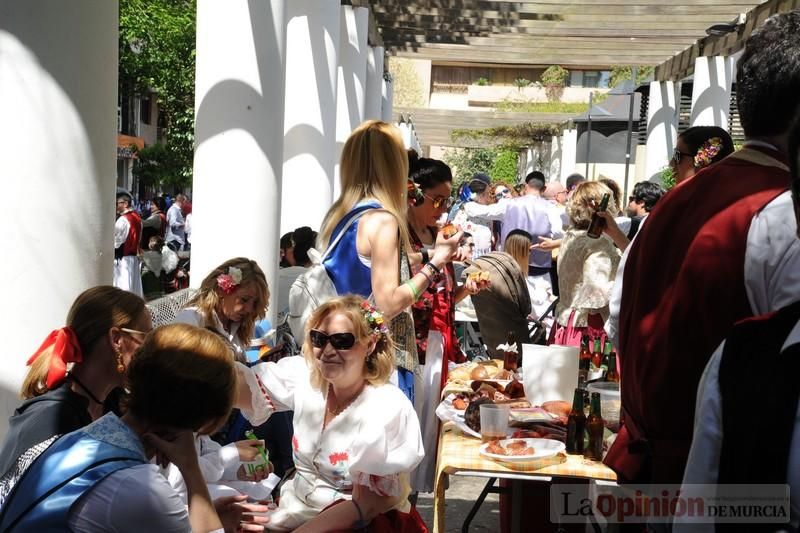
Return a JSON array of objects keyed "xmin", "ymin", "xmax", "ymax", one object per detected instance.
[
  {"xmin": 69, "ymin": 374, "xmax": 104, "ymax": 406},
  {"xmin": 325, "ymin": 384, "xmax": 364, "ymax": 418}
]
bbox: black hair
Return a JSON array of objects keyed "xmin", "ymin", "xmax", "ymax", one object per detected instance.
[
  {"xmin": 116, "ymin": 192, "xmax": 132, "ymax": 204},
  {"xmin": 292, "ymin": 226, "xmax": 318, "ymax": 267},
  {"xmin": 679, "ymin": 126, "xmax": 734, "ymax": 166},
  {"xmin": 280, "ymin": 232, "xmax": 294, "ymax": 249},
  {"xmin": 525, "ymin": 171, "xmax": 546, "ymax": 190},
  {"xmin": 790, "ymin": 116, "xmax": 800, "ymax": 204},
  {"xmin": 565, "ymin": 173, "xmax": 586, "ymax": 191},
  {"xmin": 151, "ymin": 196, "xmax": 166, "ymax": 212},
  {"xmin": 631, "ymin": 181, "xmax": 666, "ymax": 212},
  {"xmin": 736, "ymin": 11, "xmax": 800, "ymax": 138},
  {"xmin": 408, "ymin": 149, "xmax": 453, "ymax": 190},
  {"xmin": 506, "ymin": 228, "xmax": 533, "ymax": 241}
]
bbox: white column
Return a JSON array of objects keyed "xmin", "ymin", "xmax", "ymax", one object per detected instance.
[
  {"xmin": 381, "ymin": 77, "xmax": 393, "ymax": 122},
  {"xmin": 334, "ymin": 5, "xmax": 369, "ymax": 198},
  {"xmin": 364, "ymin": 46, "xmax": 384, "ymax": 120},
  {"xmin": 560, "ymin": 128, "xmax": 578, "ymax": 181},
  {"xmin": 549, "ymin": 135, "xmax": 562, "ymax": 181},
  {"xmin": 281, "ymin": 0, "xmax": 339, "ymax": 235},
  {"xmin": 192, "ymin": 0, "xmax": 286, "ymax": 324},
  {"xmin": 690, "ymin": 56, "xmax": 734, "ymax": 129},
  {"xmin": 0, "ymin": 1, "xmax": 118, "ymax": 434},
  {"xmin": 645, "ymin": 80, "xmax": 680, "ymax": 180}
]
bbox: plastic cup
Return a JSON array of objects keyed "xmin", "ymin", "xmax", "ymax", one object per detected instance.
[{"xmin": 480, "ymin": 404, "xmax": 509, "ymax": 442}]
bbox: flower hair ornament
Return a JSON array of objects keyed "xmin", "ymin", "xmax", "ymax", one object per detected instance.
[
  {"xmin": 694, "ymin": 137, "xmax": 723, "ymax": 169},
  {"xmin": 217, "ymin": 266, "xmax": 243, "ymax": 295},
  {"xmin": 407, "ymin": 179, "xmax": 425, "ymax": 207},
  {"xmin": 360, "ymin": 300, "xmax": 389, "ymax": 336}
]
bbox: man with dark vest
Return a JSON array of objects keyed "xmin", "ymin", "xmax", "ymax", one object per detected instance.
[
  {"xmin": 113, "ymin": 192, "xmax": 144, "ymax": 297},
  {"xmin": 676, "ymin": 110, "xmax": 800, "ymax": 532},
  {"xmin": 606, "ymin": 11, "xmax": 800, "ymax": 486}
]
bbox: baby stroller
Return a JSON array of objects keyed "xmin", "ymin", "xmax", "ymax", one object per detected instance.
[{"xmin": 462, "ymin": 252, "xmax": 557, "ymax": 358}]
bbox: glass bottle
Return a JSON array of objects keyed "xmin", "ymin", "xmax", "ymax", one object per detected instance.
[
  {"xmin": 591, "ymin": 337, "xmax": 603, "ymax": 370},
  {"xmin": 578, "ymin": 335, "xmax": 591, "ymax": 382},
  {"xmin": 584, "ymin": 392, "xmax": 604, "ymax": 461},
  {"xmin": 503, "ymin": 331, "xmax": 518, "ymax": 372},
  {"xmin": 600, "ymin": 341, "xmax": 613, "ymax": 372},
  {"xmin": 605, "ymin": 352, "xmax": 620, "ymax": 383},
  {"xmin": 586, "ymin": 193, "xmax": 611, "ymax": 239},
  {"xmin": 566, "ymin": 388, "xmax": 587, "ymax": 455}
]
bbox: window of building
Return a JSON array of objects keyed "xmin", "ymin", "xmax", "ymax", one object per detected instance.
[{"xmin": 140, "ymin": 95, "xmax": 151, "ymax": 125}]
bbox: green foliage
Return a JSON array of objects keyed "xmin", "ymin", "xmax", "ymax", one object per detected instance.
[
  {"xmin": 513, "ymin": 78, "xmax": 532, "ymax": 91},
  {"xmin": 475, "ymin": 76, "xmax": 491, "ymax": 86},
  {"xmin": 442, "ymin": 148, "xmax": 498, "ymax": 186},
  {"xmin": 494, "ymin": 99, "xmax": 589, "ymax": 114},
  {"xmin": 609, "ymin": 66, "xmax": 655, "ymax": 88},
  {"xmin": 120, "ymin": 0, "xmax": 197, "ymax": 187},
  {"xmin": 491, "ymin": 150, "xmax": 519, "ymax": 182},
  {"xmin": 660, "ymin": 165, "xmax": 676, "ymax": 190},
  {"xmin": 133, "ymin": 143, "xmax": 186, "ymax": 188},
  {"xmin": 389, "ymin": 58, "xmax": 426, "ymax": 108},
  {"xmin": 450, "ymin": 122, "xmax": 561, "ymax": 147},
  {"xmin": 540, "ymin": 65, "xmax": 569, "ymax": 101}
]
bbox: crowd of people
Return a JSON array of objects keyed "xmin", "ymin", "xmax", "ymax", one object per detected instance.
[{"xmin": 1, "ymin": 10, "xmax": 800, "ymax": 532}]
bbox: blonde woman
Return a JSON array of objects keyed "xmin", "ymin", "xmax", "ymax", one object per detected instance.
[
  {"xmin": 319, "ymin": 120, "xmax": 459, "ymax": 402},
  {"xmin": 236, "ymin": 295, "xmax": 426, "ymax": 532},
  {"xmin": 0, "ymin": 286, "xmax": 149, "ymax": 500},
  {"xmin": 0, "ymin": 324, "xmax": 263, "ymax": 532},
  {"xmin": 550, "ymin": 182, "xmax": 622, "ymax": 346},
  {"xmin": 176, "ymin": 257, "xmax": 269, "ymax": 362}
]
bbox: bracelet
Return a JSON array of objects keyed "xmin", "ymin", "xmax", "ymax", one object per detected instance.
[
  {"xmin": 425, "ymin": 261, "xmax": 442, "ymax": 274},
  {"xmin": 404, "ymin": 279, "xmax": 421, "ymax": 301},
  {"xmin": 352, "ymin": 500, "xmax": 368, "ymax": 530},
  {"xmin": 420, "ymin": 248, "xmax": 429, "ymax": 264},
  {"xmin": 419, "ymin": 268, "xmax": 433, "ymax": 285},
  {"xmin": 422, "ymin": 263, "xmax": 440, "ymax": 283}
]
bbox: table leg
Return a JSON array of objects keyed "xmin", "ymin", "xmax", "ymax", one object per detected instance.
[
  {"xmin": 461, "ymin": 477, "xmax": 498, "ymax": 533},
  {"xmin": 511, "ymin": 480, "xmax": 522, "ymax": 532},
  {"xmin": 433, "ymin": 471, "xmax": 447, "ymax": 533}
]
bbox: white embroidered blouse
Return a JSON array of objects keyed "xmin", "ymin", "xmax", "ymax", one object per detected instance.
[
  {"xmin": 238, "ymin": 356, "xmax": 424, "ymax": 531},
  {"xmin": 555, "ymin": 230, "xmax": 621, "ymax": 328}
]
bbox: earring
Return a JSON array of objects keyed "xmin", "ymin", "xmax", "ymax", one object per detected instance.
[
  {"xmin": 365, "ymin": 354, "xmax": 376, "ymax": 371},
  {"xmin": 115, "ymin": 349, "xmax": 126, "ymax": 374}
]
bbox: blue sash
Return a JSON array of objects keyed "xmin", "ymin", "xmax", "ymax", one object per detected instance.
[{"xmin": 0, "ymin": 431, "xmax": 143, "ymax": 532}]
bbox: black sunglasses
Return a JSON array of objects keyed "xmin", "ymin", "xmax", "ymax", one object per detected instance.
[
  {"xmin": 309, "ymin": 329, "xmax": 356, "ymax": 350},
  {"xmin": 671, "ymin": 148, "xmax": 694, "ymax": 165}
]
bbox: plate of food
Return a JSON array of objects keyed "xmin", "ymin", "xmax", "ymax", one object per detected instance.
[{"xmin": 479, "ymin": 438, "xmax": 566, "ymax": 462}]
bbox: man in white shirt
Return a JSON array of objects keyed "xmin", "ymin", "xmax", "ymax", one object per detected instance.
[
  {"xmin": 166, "ymin": 194, "xmax": 186, "ymax": 251},
  {"xmin": 113, "ymin": 193, "xmax": 144, "ymax": 297}
]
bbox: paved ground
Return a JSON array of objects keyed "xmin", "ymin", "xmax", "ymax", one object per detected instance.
[{"xmin": 417, "ymin": 476, "xmax": 501, "ymax": 532}]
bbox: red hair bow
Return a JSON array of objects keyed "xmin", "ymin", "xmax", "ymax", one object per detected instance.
[{"xmin": 26, "ymin": 327, "xmax": 82, "ymax": 389}]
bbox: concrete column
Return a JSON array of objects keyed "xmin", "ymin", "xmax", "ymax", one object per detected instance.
[
  {"xmin": 381, "ymin": 77, "xmax": 393, "ymax": 122},
  {"xmin": 549, "ymin": 135, "xmax": 562, "ymax": 181},
  {"xmin": 193, "ymin": 0, "xmax": 286, "ymax": 323},
  {"xmin": 281, "ymin": 0, "xmax": 339, "ymax": 234},
  {"xmin": 690, "ymin": 56, "xmax": 734, "ymax": 129},
  {"xmin": 560, "ymin": 128, "xmax": 578, "ymax": 181},
  {"xmin": 645, "ymin": 80, "xmax": 680, "ymax": 181},
  {"xmin": 364, "ymin": 46, "xmax": 384, "ymax": 120},
  {"xmin": 334, "ymin": 5, "xmax": 369, "ymax": 198},
  {"xmin": 0, "ymin": 1, "xmax": 118, "ymax": 434}
]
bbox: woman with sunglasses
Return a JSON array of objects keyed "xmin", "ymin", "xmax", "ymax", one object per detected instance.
[
  {"xmin": 671, "ymin": 126, "xmax": 735, "ymax": 185},
  {"xmin": 406, "ymin": 151, "xmax": 488, "ymax": 493},
  {"xmin": 0, "ymin": 286, "xmax": 150, "ymax": 501},
  {"xmin": 318, "ymin": 121, "xmax": 460, "ymax": 404},
  {"xmin": 235, "ymin": 295, "xmax": 426, "ymax": 532}
]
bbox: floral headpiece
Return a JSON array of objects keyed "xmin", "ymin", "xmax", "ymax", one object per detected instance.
[
  {"xmin": 360, "ymin": 300, "xmax": 389, "ymax": 336},
  {"xmin": 407, "ymin": 179, "xmax": 425, "ymax": 207},
  {"xmin": 217, "ymin": 266, "xmax": 243, "ymax": 295},
  {"xmin": 694, "ymin": 137, "xmax": 723, "ymax": 169}
]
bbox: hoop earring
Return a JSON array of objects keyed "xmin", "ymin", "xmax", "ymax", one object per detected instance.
[{"xmin": 115, "ymin": 349, "xmax": 126, "ymax": 374}]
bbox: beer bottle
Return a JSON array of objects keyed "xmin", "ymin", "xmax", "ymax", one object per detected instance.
[
  {"xmin": 591, "ymin": 338, "xmax": 603, "ymax": 370},
  {"xmin": 503, "ymin": 331, "xmax": 518, "ymax": 372},
  {"xmin": 566, "ymin": 388, "xmax": 587, "ymax": 454},
  {"xmin": 600, "ymin": 341, "xmax": 613, "ymax": 372},
  {"xmin": 606, "ymin": 352, "xmax": 620, "ymax": 383},
  {"xmin": 584, "ymin": 392, "xmax": 604, "ymax": 460},
  {"xmin": 578, "ymin": 375, "xmax": 590, "ymax": 414},
  {"xmin": 579, "ymin": 335, "xmax": 591, "ymax": 381},
  {"xmin": 586, "ymin": 193, "xmax": 611, "ymax": 239}
]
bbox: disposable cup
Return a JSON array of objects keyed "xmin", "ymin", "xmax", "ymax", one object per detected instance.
[{"xmin": 480, "ymin": 404, "xmax": 509, "ymax": 442}]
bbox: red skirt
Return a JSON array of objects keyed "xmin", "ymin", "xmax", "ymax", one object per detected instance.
[
  {"xmin": 548, "ymin": 309, "xmax": 607, "ymax": 347},
  {"xmin": 322, "ymin": 499, "xmax": 429, "ymax": 533}
]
